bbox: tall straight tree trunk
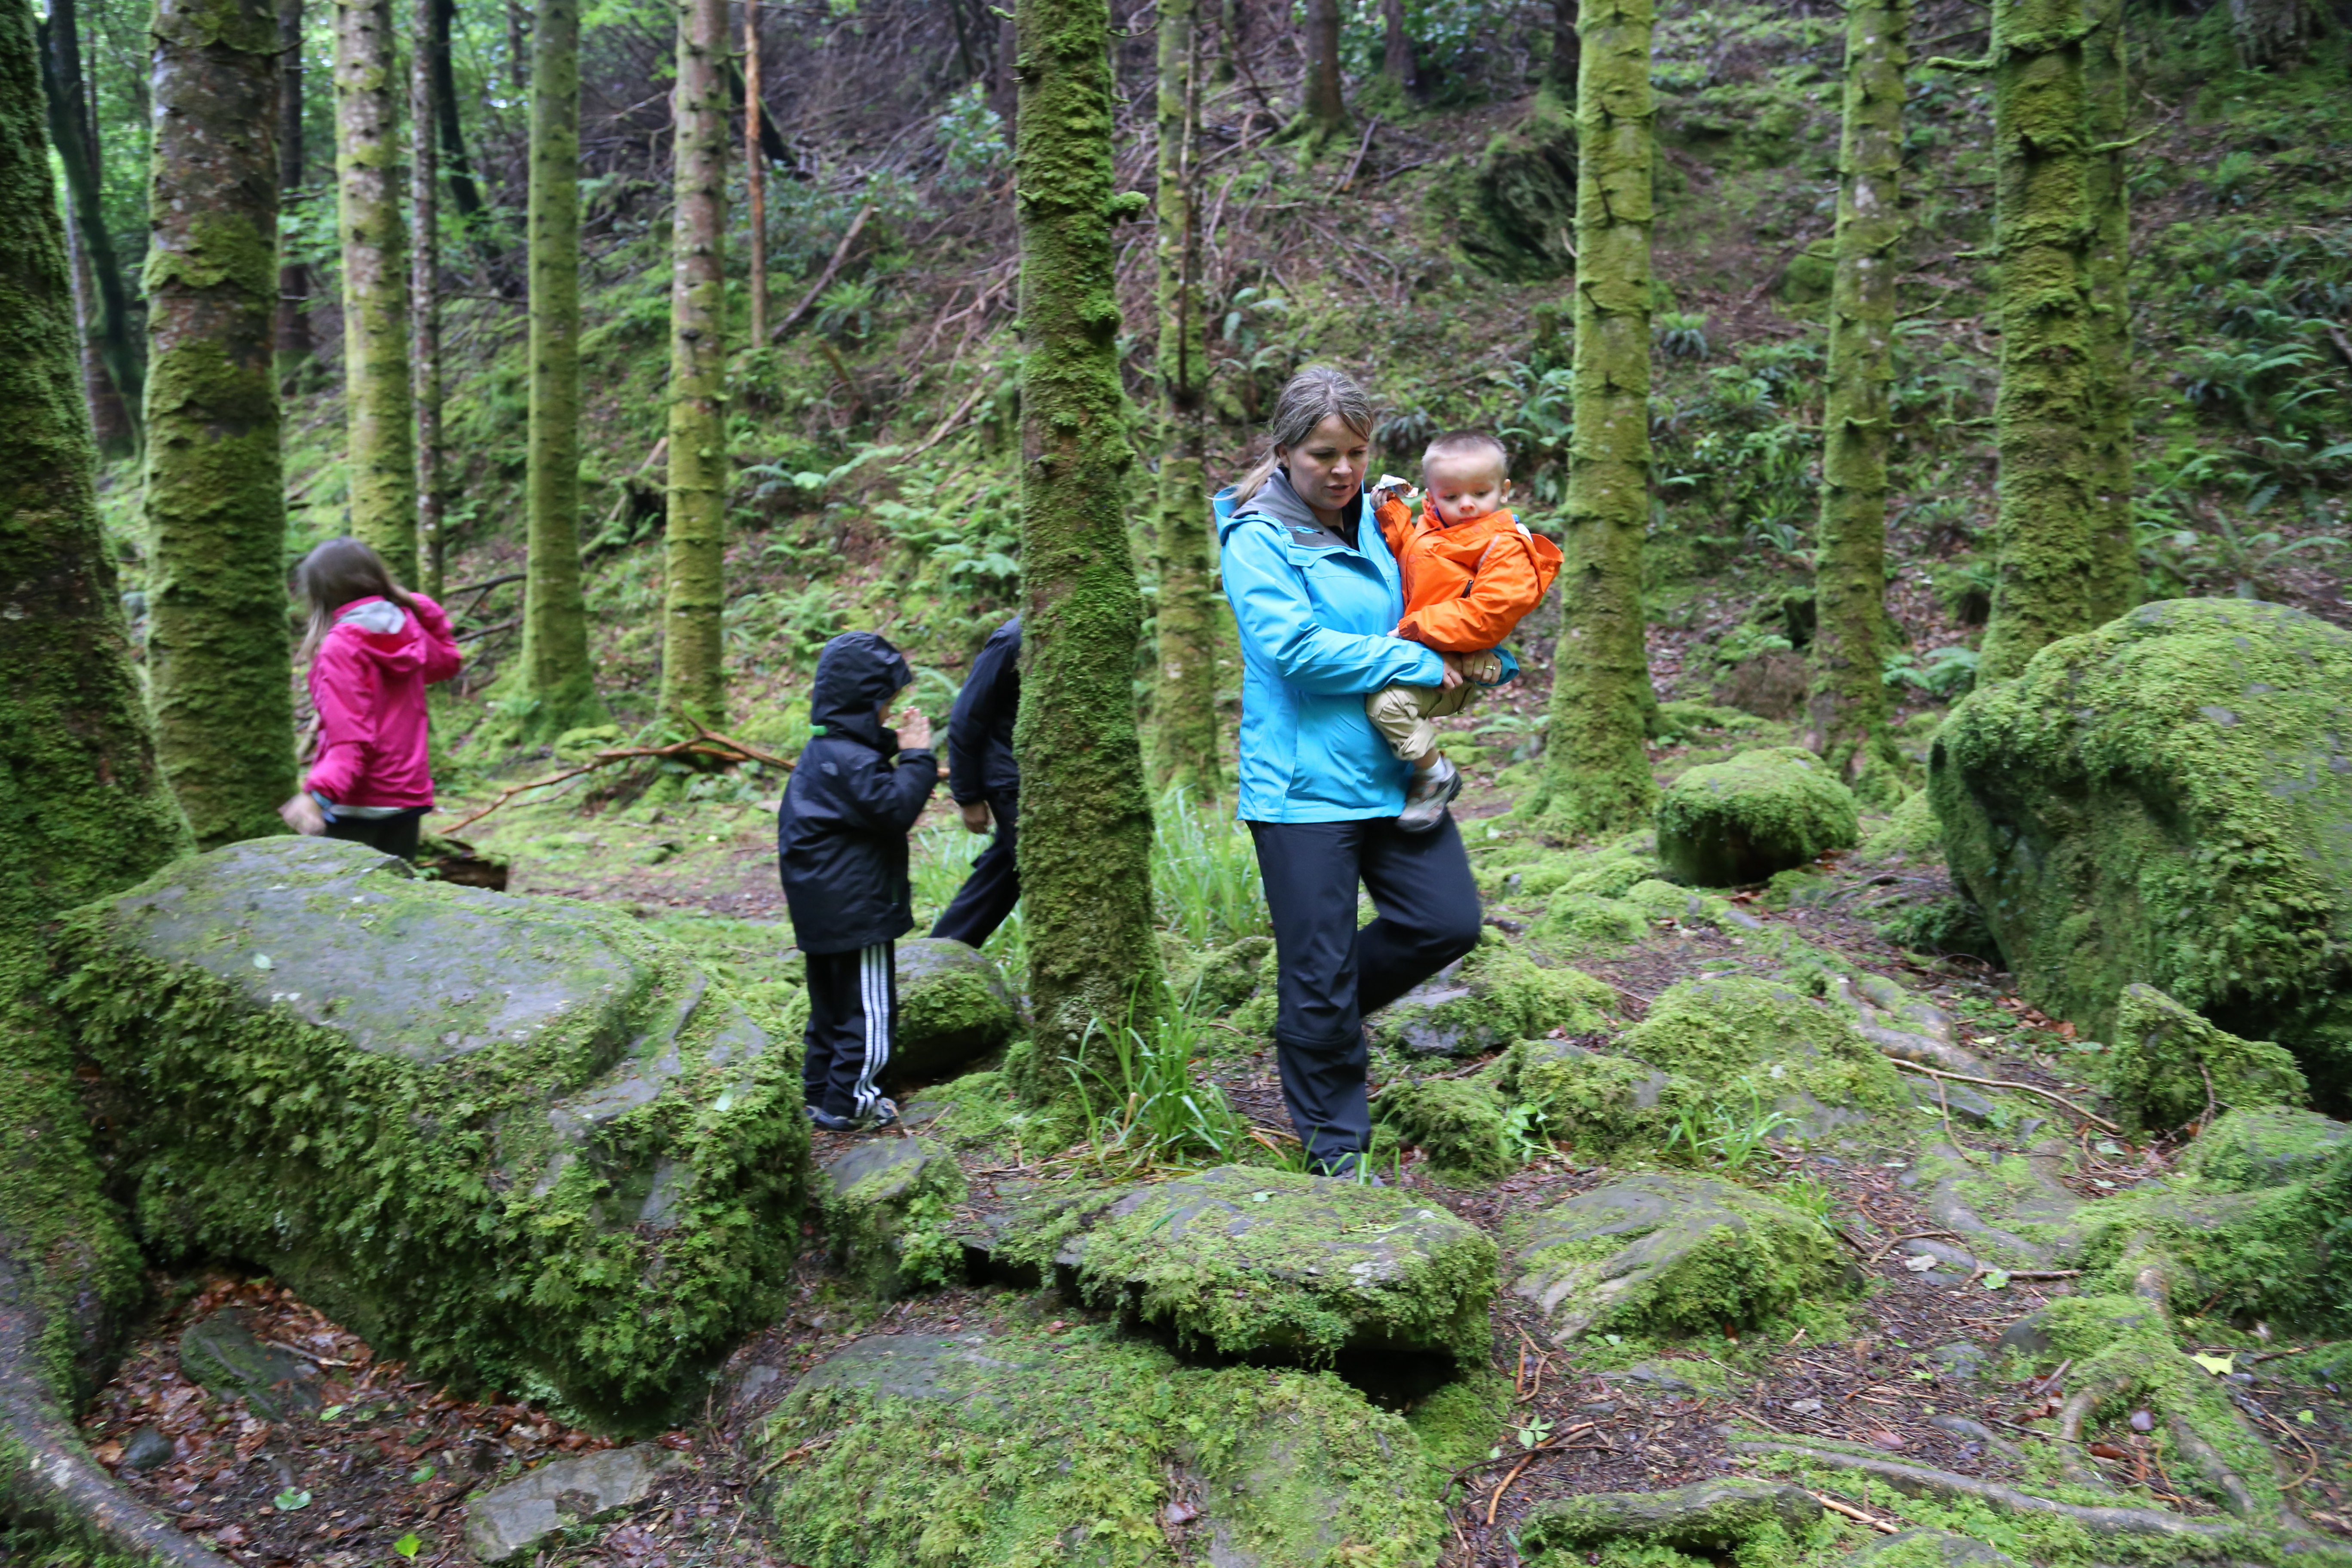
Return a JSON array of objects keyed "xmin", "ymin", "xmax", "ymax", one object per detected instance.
[
  {"xmin": 0, "ymin": 0, "xmax": 191, "ymax": 1425},
  {"xmin": 1534, "ymin": 0, "xmax": 1658, "ymax": 839},
  {"xmin": 275, "ymin": 0, "xmax": 314, "ymax": 373},
  {"xmin": 506, "ymin": 0, "xmax": 528, "ymax": 95},
  {"xmin": 660, "ymin": 0, "xmax": 728, "ymax": 729},
  {"xmin": 61, "ymin": 186, "xmax": 133, "ymax": 450},
  {"xmin": 1550, "ymin": 0, "xmax": 1580, "ymax": 99},
  {"xmin": 744, "ymin": 6, "xmax": 768, "ymax": 347},
  {"xmin": 38, "ymin": 0, "xmax": 142, "ymax": 452},
  {"xmin": 1380, "ymin": 0, "xmax": 1415, "ymax": 92},
  {"xmin": 411, "ymin": 0, "xmax": 444, "ymax": 597},
  {"xmin": 1805, "ymin": 0, "xmax": 1907, "ymax": 799},
  {"xmin": 2083, "ymin": 0, "xmax": 2135, "ymax": 626},
  {"xmin": 521, "ymin": 0, "xmax": 601, "ymax": 733},
  {"xmin": 1298, "ymin": 0, "xmax": 1348, "ymax": 147},
  {"xmin": 1151, "ymin": 0, "xmax": 1217, "ymax": 795},
  {"xmin": 144, "ymin": 0, "xmax": 295, "ymax": 849},
  {"xmin": 334, "ymin": 0, "xmax": 417, "ymax": 583},
  {"xmin": 428, "ymin": 0, "xmax": 487, "ymax": 231},
  {"xmin": 990, "ymin": 15, "xmax": 1018, "ymax": 138},
  {"xmin": 1009, "ymin": 0, "xmax": 1163, "ymax": 1081},
  {"xmin": 1977, "ymin": 0, "xmax": 2111, "ymax": 679}
]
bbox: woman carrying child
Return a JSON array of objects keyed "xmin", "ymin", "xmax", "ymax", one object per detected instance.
[
  {"xmin": 1213, "ymin": 367, "xmax": 1490, "ymax": 1178},
  {"xmin": 277, "ymin": 538, "xmax": 463, "ymax": 860}
]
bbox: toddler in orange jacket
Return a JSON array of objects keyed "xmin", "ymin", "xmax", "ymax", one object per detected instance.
[{"xmin": 1369, "ymin": 430, "xmax": 1563, "ymax": 830}]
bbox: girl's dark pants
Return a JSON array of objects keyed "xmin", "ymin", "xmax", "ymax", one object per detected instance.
[
  {"xmin": 325, "ymin": 808, "xmax": 426, "ymax": 861},
  {"xmin": 1246, "ymin": 814, "xmax": 1483, "ymax": 1172}
]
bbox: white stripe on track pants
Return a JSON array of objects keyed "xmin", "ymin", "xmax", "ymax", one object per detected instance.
[{"xmin": 802, "ymin": 940, "xmax": 895, "ymax": 1120}]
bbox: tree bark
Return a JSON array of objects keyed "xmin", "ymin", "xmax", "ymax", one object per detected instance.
[
  {"xmin": 1550, "ymin": 0, "xmax": 1580, "ymax": 100},
  {"xmin": 1978, "ymin": 0, "xmax": 2104, "ymax": 679},
  {"xmin": 1381, "ymin": 0, "xmax": 1415, "ymax": 92},
  {"xmin": 144, "ymin": 0, "xmax": 297, "ymax": 851},
  {"xmin": 1010, "ymin": 0, "xmax": 1164, "ymax": 1080},
  {"xmin": 274, "ymin": 0, "xmax": 314, "ymax": 373},
  {"xmin": 334, "ymin": 0, "xmax": 418, "ymax": 583},
  {"xmin": 428, "ymin": 0, "xmax": 487, "ymax": 230},
  {"xmin": 521, "ymin": 0, "xmax": 602, "ymax": 733},
  {"xmin": 61, "ymin": 185, "xmax": 134, "ymax": 452},
  {"xmin": 1535, "ymin": 0, "xmax": 1658, "ymax": 839},
  {"xmin": 1805, "ymin": 0, "xmax": 1906, "ymax": 799},
  {"xmin": 506, "ymin": 0, "xmax": 529, "ymax": 95},
  {"xmin": 991, "ymin": 13, "xmax": 1019, "ymax": 142},
  {"xmin": 2228, "ymin": 0, "xmax": 2313, "ymax": 66},
  {"xmin": 2083, "ymin": 0, "xmax": 2135, "ymax": 628},
  {"xmin": 38, "ymin": 0, "xmax": 142, "ymax": 453},
  {"xmin": 1151, "ymin": 0, "xmax": 1218, "ymax": 796},
  {"xmin": 1298, "ymin": 0, "xmax": 1348, "ymax": 147},
  {"xmin": 744, "ymin": 4, "xmax": 768, "ymax": 348},
  {"xmin": 411, "ymin": 0, "xmax": 444, "ymax": 597},
  {"xmin": 660, "ymin": 0, "xmax": 729, "ymax": 729}
]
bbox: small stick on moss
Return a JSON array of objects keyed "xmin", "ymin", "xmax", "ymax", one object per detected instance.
[
  {"xmin": 1888, "ymin": 1060, "xmax": 2121, "ymax": 1133},
  {"xmin": 1485, "ymin": 1452, "xmax": 1533, "ymax": 1525},
  {"xmin": 1809, "ymin": 1488, "xmax": 1901, "ymax": 1533},
  {"xmin": 1866, "ymin": 1228, "xmax": 1965, "ymax": 1265}
]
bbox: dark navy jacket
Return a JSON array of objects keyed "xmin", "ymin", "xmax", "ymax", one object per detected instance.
[
  {"xmin": 776, "ymin": 632, "xmax": 940, "ymax": 954},
  {"xmin": 946, "ymin": 616, "xmax": 1020, "ymax": 805}
]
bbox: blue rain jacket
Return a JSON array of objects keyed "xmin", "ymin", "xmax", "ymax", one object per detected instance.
[{"xmin": 1217, "ymin": 469, "xmax": 1452, "ymax": 822}]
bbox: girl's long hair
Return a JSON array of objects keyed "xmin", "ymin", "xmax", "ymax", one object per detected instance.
[
  {"xmin": 294, "ymin": 537, "xmax": 418, "ymax": 663},
  {"xmin": 1231, "ymin": 365, "xmax": 1376, "ymax": 506}
]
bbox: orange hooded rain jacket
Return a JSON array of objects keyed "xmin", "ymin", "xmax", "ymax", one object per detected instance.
[{"xmin": 1373, "ymin": 494, "xmax": 1564, "ymax": 654}]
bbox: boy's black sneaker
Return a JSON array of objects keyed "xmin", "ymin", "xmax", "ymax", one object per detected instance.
[
  {"xmin": 1398, "ymin": 754, "xmax": 1461, "ymax": 833},
  {"xmin": 805, "ymin": 1097, "xmax": 900, "ymax": 1133}
]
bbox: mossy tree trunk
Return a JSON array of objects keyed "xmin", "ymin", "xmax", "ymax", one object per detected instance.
[
  {"xmin": 144, "ymin": 0, "xmax": 297, "ymax": 850},
  {"xmin": 1010, "ymin": 0, "xmax": 1163, "ymax": 1078},
  {"xmin": 1150, "ymin": 0, "xmax": 1219, "ymax": 797},
  {"xmin": 1805, "ymin": 0, "xmax": 1907, "ymax": 799},
  {"xmin": 744, "ymin": 6, "xmax": 768, "ymax": 347},
  {"xmin": 334, "ymin": 0, "xmax": 417, "ymax": 583},
  {"xmin": 1977, "ymin": 0, "xmax": 2131, "ymax": 679},
  {"xmin": 2083, "ymin": 0, "xmax": 2135, "ymax": 627},
  {"xmin": 520, "ymin": 0, "xmax": 603, "ymax": 735},
  {"xmin": 1534, "ymin": 0, "xmax": 1659, "ymax": 841},
  {"xmin": 410, "ymin": 0, "xmax": 443, "ymax": 597},
  {"xmin": 426, "ymin": 0, "xmax": 487, "ymax": 235},
  {"xmin": 61, "ymin": 186, "xmax": 133, "ymax": 452},
  {"xmin": 274, "ymin": 0, "xmax": 314, "ymax": 374},
  {"xmin": 659, "ymin": 0, "xmax": 728, "ymax": 729},
  {"xmin": 37, "ymin": 0, "xmax": 141, "ymax": 453},
  {"xmin": 1549, "ymin": 0, "xmax": 1580, "ymax": 98},
  {"xmin": 1297, "ymin": 0, "xmax": 1348, "ymax": 147},
  {"xmin": 0, "ymin": 0, "xmax": 192, "ymax": 1416}
]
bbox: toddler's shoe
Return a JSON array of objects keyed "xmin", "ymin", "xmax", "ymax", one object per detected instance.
[{"xmin": 1397, "ymin": 754, "xmax": 1461, "ymax": 833}]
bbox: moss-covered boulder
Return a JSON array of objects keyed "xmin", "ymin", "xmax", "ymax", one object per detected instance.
[
  {"xmin": 1519, "ymin": 1476, "xmax": 1822, "ymax": 1555},
  {"xmin": 1503, "ymin": 1039, "xmax": 1676, "ymax": 1152},
  {"xmin": 1512, "ymin": 1172, "xmax": 1848, "ymax": 1340},
  {"xmin": 1374, "ymin": 1076, "xmax": 1519, "ymax": 1181},
  {"xmin": 1530, "ymin": 891, "xmax": 1648, "ymax": 951},
  {"xmin": 2179, "ymin": 1105, "xmax": 2352, "ymax": 1191},
  {"xmin": 1657, "ymin": 747, "xmax": 1860, "ymax": 887},
  {"xmin": 815, "ymin": 1136, "xmax": 968, "ymax": 1297},
  {"xmin": 2105, "ymin": 983, "xmax": 2309, "ymax": 1134},
  {"xmin": 995, "ymin": 1165, "xmax": 1495, "ymax": 1363},
  {"xmin": 51, "ymin": 837, "xmax": 806, "ymax": 1430},
  {"xmin": 1617, "ymin": 974, "xmax": 1907, "ymax": 1131},
  {"xmin": 1929, "ymin": 599, "xmax": 2352, "ymax": 1101},
  {"xmin": 2069, "ymin": 1155, "xmax": 2352, "ymax": 1331},
  {"xmin": 891, "ymin": 938, "xmax": 1018, "ymax": 1083},
  {"xmin": 1369, "ymin": 937, "xmax": 1614, "ymax": 1059},
  {"xmin": 1165, "ymin": 933, "xmax": 1274, "ymax": 1015},
  {"xmin": 1862, "ymin": 789, "xmax": 1943, "ymax": 862},
  {"xmin": 756, "ymin": 1328, "xmax": 1447, "ymax": 1567}
]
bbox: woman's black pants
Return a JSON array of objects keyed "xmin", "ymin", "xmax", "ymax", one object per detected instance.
[{"xmin": 1246, "ymin": 814, "xmax": 1484, "ymax": 1173}]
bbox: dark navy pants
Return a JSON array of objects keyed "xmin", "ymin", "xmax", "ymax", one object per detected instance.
[
  {"xmin": 1246, "ymin": 814, "xmax": 1484, "ymax": 1172},
  {"xmin": 929, "ymin": 791, "xmax": 1020, "ymax": 948}
]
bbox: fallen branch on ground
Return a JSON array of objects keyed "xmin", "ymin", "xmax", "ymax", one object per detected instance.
[
  {"xmin": 1888, "ymin": 1060, "xmax": 2122, "ymax": 1133},
  {"xmin": 438, "ymin": 721, "xmax": 793, "ymax": 836},
  {"xmin": 1807, "ymin": 1489, "xmax": 1901, "ymax": 1533},
  {"xmin": 771, "ymin": 204, "xmax": 873, "ymax": 342}
]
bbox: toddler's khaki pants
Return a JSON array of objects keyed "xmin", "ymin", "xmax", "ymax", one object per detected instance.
[{"xmin": 1365, "ymin": 652, "xmax": 1502, "ymax": 763}]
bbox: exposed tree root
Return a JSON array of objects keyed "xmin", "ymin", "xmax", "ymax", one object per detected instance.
[{"xmin": 440, "ymin": 720, "xmax": 793, "ymax": 835}]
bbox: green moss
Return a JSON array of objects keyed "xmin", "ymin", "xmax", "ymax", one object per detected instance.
[
  {"xmin": 1402, "ymin": 1368, "xmax": 1511, "ymax": 1479},
  {"xmin": 1508, "ymin": 1040, "xmax": 1677, "ymax": 1152},
  {"xmin": 1483, "ymin": 833, "xmax": 1663, "ymax": 901},
  {"xmin": 1618, "ymin": 974, "xmax": 1907, "ymax": 1121},
  {"xmin": 331, "ymin": 0, "xmax": 417, "ymax": 581},
  {"xmin": 1862, "ymin": 790, "xmax": 1943, "ymax": 862},
  {"xmin": 1532, "ymin": 891, "xmax": 1649, "ymax": 950},
  {"xmin": 758, "ymin": 1326, "xmax": 1448, "ymax": 1568},
  {"xmin": 2105, "ymin": 984, "xmax": 2307, "ymax": 1135},
  {"xmin": 1370, "ymin": 936, "xmax": 1616, "ymax": 1059},
  {"xmin": 2070, "ymin": 1154, "xmax": 2352, "ymax": 1333},
  {"xmin": 1375, "ymin": 1076, "xmax": 1519, "ymax": 1181},
  {"xmin": 815, "ymin": 1137, "xmax": 968, "ymax": 1297},
  {"xmin": 1929, "ymin": 600, "xmax": 2352, "ymax": 1102},
  {"xmin": 1657, "ymin": 747, "xmax": 1861, "ymax": 887},
  {"xmin": 2177, "ymin": 1105, "xmax": 2351, "ymax": 1191},
  {"xmin": 1164, "ymin": 934, "xmax": 1272, "ymax": 1017}
]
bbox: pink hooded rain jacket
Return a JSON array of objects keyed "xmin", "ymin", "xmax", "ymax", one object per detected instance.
[{"xmin": 305, "ymin": 595, "xmax": 463, "ymax": 810}]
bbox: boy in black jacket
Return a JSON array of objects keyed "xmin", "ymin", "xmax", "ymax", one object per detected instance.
[{"xmin": 778, "ymin": 632, "xmax": 940, "ymax": 1130}]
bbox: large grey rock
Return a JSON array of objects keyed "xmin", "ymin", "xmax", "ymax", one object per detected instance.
[
  {"xmin": 814, "ymin": 1135, "xmax": 968, "ymax": 1297},
  {"xmin": 1521, "ymin": 1477, "xmax": 1822, "ymax": 1552},
  {"xmin": 890, "ymin": 938, "xmax": 1018, "ymax": 1082},
  {"xmin": 2180, "ymin": 1104, "xmax": 2352, "ymax": 1190},
  {"xmin": 756, "ymin": 1331, "xmax": 1447, "ymax": 1567},
  {"xmin": 55, "ymin": 836, "xmax": 807, "ymax": 1428},
  {"xmin": 1368, "ymin": 938, "xmax": 1612, "ymax": 1059},
  {"xmin": 1513, "ymin": 1173, "xmax": 1847, "ymax": 1341},
  {"xmin": 463, "ymin": 1446, "xmax": 678, "ymax": 1563},
  {"xmin": 177, "ymin": 1310, "xmax": 323, "ymax": 1421},
  {"xmin": 986, "ymin": 1165, "xmax": 1497, "ymax": 1363}
]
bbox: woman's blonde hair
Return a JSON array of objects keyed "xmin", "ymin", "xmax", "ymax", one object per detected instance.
[
  {"xmin": 1231, "ymin": 366, "xmax": 1376, "ymax": 505},
  {"xmin": 294, "ymin": 537, "xmax": 417, "ymax": 662}
]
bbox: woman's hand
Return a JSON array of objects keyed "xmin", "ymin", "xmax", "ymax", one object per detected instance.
[
  {"xmin": 279, "ymin": 792, "xmax": 328, "ymax": 836},
  {"xmin": 1438, "ymin": 652, "xmax": 1468, "ymax": 691}
]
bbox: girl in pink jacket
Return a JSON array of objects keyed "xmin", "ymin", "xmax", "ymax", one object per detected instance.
[{"xmin": 276, "ymin": 538, "xmax": 463, "ymax": 860}]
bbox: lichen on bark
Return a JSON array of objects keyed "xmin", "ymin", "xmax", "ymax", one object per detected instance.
[
  {"xmin": 1533, "ymin": 0, "xmax": 1660, "ymax": 840},
  {"xmin": 659, "ymin": 0, "xmax": 729, "ymax": 730},
  {"xmin": 143, "ymin": 0, "xmax": 296, "ymax": 851},
  {"xmin": 1149, "ymin": 0, "xmax": 1219, "ymax": 797},
  {"xmin": 332, "ymin": 0, "xmax": 418, "ymax": 582},
  {"xmin": 518, "ymin": 0, "xmax": 604, "ymax": 737},
  {"xmin": 1805, "ymin": 0, "xmax": 1907, "ymax": 801},
  {"xmin": 1976, "ymin": 0, "xmax": 2136, "ymax": 679},
  {"xmin": 1008, "ymin": 0, "xmax": 1164, "ymax": 1080}
]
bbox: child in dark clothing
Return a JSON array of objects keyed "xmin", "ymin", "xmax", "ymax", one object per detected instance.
[{"xmin": 777, "ymin": 631, "xmax": 940, "ymax": 1130}]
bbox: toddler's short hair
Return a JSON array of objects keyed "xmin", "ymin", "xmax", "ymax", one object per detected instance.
[{"xmin": 1421, "ymin": 429, "xmax": 1510, "ymax": 479}]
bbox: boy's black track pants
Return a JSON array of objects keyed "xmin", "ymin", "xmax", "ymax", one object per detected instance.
[
  {"xmin": 802, "ymin": 941, "xmax": 897, "ymax": 1120},
  {"xmin": 1246, "ymin": 814, "xmax": 1483, "ymax": 1172}
]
